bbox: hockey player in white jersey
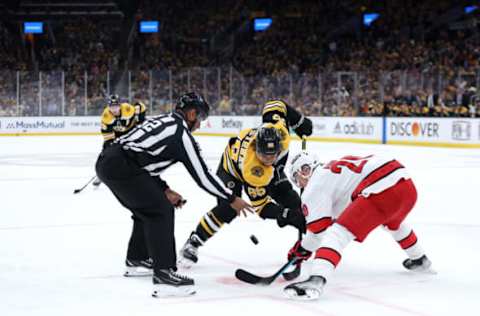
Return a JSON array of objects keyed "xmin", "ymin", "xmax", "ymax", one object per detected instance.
[{"xmin": 283, "ymin": 152, "xmax": 434, "ymax": 300}]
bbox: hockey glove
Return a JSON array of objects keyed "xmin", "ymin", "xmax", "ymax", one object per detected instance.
[
  {"xmin": 293, "ymin": 117, "xmax": 313, "ymax": 138},
  {"xmin": 288, "ymin": 240, "xmax": 312, "ymax": 263},
  {"xmin": 277, "ymin": 208, "xmax": 306, "ymax": 234}
]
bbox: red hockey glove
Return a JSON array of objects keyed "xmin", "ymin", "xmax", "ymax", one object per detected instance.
[{"xmin": 288, "ymin": 240, "xmax": 312, "ymax": 263}]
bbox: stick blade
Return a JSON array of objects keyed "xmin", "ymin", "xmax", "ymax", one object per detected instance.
[
  {"xmin": 235, "ymin": 269, "xmax": 262, "ymax": 284},
  {"xmin": 73, "ymin": 189, "xmax": 81, "ymax": 194},
  {"xmin": 235, "ymin": 269, "xmax": 273, "ymax": 285},
  {"xmin": 282, "ymin": 264, "xmax": 301, "ymax": 281}
]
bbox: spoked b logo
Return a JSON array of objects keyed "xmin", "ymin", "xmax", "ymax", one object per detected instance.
[{"xmin": 451, "ymin": 121, "xmax": 471, "ymax": 141}]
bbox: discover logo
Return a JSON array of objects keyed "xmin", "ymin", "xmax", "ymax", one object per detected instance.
[{"xmin": 390, "ymin": 121, "xmax": 439, "ymax": 138}]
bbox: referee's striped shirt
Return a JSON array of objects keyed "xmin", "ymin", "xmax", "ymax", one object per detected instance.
[{"xmin": 115, "ymin": 112, "xmax": 234, "ymax": 202}]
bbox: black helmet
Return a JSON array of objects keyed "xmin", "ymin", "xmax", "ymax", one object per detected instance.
[
  {"xmin": 176, "ymin": 92, "xmax": 210, "ymax": 120},
  {"xmin": 256, "ymin": 125, "xmax": 281, "ymax": 156},
  {"xmin": 108, "ymin": 94, "xmax": 120, "ymax": 106}
]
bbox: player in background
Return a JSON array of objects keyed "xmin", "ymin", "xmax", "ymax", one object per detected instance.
[
  {"xmin": 283, "ymin": 152, "xmax": 434, "ymax": 300},
  {"xmin": 178, "ymin": 122, "xmax": 306, "ymax": 267},
  {"xmin": 92, "ymin": 95, "xmax": 147, "ymax": 187},
  {"xmin": 100, "ymin": 95, "xmax": 147, "ymax": 147}
]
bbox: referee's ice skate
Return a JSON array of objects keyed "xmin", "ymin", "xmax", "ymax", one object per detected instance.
[
  {"xmin": 152, "ymin": 269, "xmax": 196, "ymax": 298},
  {"xmin": 123, "ymin": 258, "xmax": 153, "ymax": 277}
]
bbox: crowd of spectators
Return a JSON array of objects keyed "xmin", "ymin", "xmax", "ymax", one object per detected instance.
[{"xmin": 1, "ymin": 0, "xmax": 480, "ymax": 117}]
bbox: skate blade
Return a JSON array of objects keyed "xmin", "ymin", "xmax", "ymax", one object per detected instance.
[
  {"xmin": 123, "ymin": 267, "xmax": 153, "ymax": 277},
  {"xmin": 412, "ymin": 266, "xmax": 437, "ymax": 275},
  {"xmin": 284, "ymin": 288, "xmax": 322, "ymax": 301},
  {"xmin": 152, "ymin": 285, "xmax": 196, "ymax": 298}
]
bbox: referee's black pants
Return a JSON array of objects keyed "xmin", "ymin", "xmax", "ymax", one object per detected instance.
[{"xmin": 95, "ymin": 144, "xmax": 176, "ymax": 274}]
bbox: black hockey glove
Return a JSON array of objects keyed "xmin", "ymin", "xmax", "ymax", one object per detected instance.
[
  {"xmin": 276, "ymin": 208, "xmax": 306, "ymax": 233},
  {"xmin": 293, "ymin": 116, "xmax": 313, "ymax": 138}
]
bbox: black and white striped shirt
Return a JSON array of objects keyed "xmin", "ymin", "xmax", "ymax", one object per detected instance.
[{"xmin": 115, "ymin": 112, "xmax": 234, "ymax": 202}]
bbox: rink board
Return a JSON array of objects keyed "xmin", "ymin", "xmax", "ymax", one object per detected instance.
[{"xmin": 1, "ymin": 115, "xmax": 479, "ymax": 148}]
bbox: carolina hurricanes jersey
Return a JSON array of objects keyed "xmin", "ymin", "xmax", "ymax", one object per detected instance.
[{"xmin": 301, "ymin": 155, "xmax": 410, "ymax": 235}]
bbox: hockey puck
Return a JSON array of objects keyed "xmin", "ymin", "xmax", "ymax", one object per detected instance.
[{"xmin": 250, "ymin": 234, "xmax": 259, "ymax": 245}]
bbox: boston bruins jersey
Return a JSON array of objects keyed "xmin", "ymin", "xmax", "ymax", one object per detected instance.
[
  {"xmin": 262, "ymin": 100, "xmax": 295, "ymax": 165},
  {"xmin": 101, "ymin": 102, "xmax": 146, "ymax": 142},
  {"xmin": 222, "ymin": 122, "xmax": 290, "ymax": 213},
  {"xmin": 262, "ymin": 99, "xmax": 304, "ymax": 132}
]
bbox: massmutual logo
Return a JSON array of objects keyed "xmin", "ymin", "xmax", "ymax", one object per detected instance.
[
  {"xmin": 334, "ymin": 121, "xmax": 374, "ymax": 135},
  {"xmin": 451, "ymin": 121, "xmax": 471, "ymax": 141},
  {"xmin": 3, "ymin": 120, "xmax": 65, "ymax": 130},
  {"xmin": 390, "ymin": 121, "xmax": 439, "ymax": 138}
]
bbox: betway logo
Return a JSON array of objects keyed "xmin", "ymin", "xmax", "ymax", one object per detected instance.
[
  {"xmin": 390, "ymin": 121, "xmax": 439, "ymax": 137},
  {"xmin": 333, "ymin": 121, "xmax": 374, "ymax": 135},
  {"xmin": 222, "ymin": 118, "xmax": 242, "ymax": 129}
]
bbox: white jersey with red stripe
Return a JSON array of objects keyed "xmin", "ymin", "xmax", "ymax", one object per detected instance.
[{"xmin": 301, "ymin": 155, "xmax": 410, "ymax": 236}]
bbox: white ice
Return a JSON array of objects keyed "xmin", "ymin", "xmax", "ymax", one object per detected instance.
[{"xmin": 1, "ymin": 135, "xmax": 479, "ymax": 316}]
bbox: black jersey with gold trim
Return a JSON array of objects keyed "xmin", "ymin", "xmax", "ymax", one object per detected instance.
[
  {"xmin": 262, "ymin": 99, "xmax": 312, "ymax": 138},
  {"xmin": 221, "ymin": 122, "xmax": 290, "ymax": 213},
  {"xmin": 101, "ymin": 102, "xmax": 146, "ymax": 141}
]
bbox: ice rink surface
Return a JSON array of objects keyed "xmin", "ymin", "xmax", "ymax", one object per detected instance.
[{"xmin": 1, "ymin": 135, "xmax": 479, "ymax": 316}]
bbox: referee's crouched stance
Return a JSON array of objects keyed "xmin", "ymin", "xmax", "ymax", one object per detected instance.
[{"xmin": 96, "ymin": 92, "xmax": 252, "ymax": 298}]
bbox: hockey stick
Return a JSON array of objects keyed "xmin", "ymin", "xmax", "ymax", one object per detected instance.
[
  {"xmin": 282, "ymin": 230, "xmax": 303, "ymax": 281},
  {"xmin": 237, "ymin": 136, "xmax": 308, "ymax": 284},
  {"xmin": 73, "ymin": 176, "xmax": 97, "ymax": 194},
  {"xmin": 281, "ymin": 136, "xmax": 308, "ymax": 281},
  {"xmin": 235, "ymin": 257, "xmax": 298, "ymax": 285}
]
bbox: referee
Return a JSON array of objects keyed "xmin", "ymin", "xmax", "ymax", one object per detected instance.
[{"xmin": 95, "ymin": 92, "xmax": 252, "ymax": 298}]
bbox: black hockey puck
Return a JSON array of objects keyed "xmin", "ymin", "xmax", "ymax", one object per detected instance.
[{"xmin": 250, "ymin": 234, "xmax": 259, "ymax": 245}]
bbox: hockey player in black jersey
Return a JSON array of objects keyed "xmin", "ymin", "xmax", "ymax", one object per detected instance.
[
  {"xmin": 178, "ymin": 99, "xmax": 313, "ymax": 268},
  {"xmin": 95, "ymin": 92, "xmax": 252, "ymax": 298},
  {"xmin": 100, "ymin": 94, "xmax": 147, "ymax": 147}
]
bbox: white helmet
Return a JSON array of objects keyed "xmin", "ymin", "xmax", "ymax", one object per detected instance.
[{"xmin": 289, "ymin": 151, "xmax": 317, "ymax": 188}]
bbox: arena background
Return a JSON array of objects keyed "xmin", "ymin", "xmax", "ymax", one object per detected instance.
[
  {"xmin": 1, "ymin": 0, "xmax": 480, "ymax": 146},
  {"xmin": 1, "ymin": 2, "xmax": 480, "ymax": 315}
]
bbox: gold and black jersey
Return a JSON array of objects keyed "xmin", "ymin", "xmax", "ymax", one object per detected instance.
[
  {"xmin": 262, "ymin": 99, "xmax": 309, "ymax": 137},
  {"xmin": 262, "ymin": 100, "xmax": 291, "ymax": 164},
  {"xmin": 222, "ymin": 121, "xmax": 290, "ymax": 213},
  {"xmin": 262, "ymin": 100, "xmax": 289, "ymax": 128},
  {"xmin": 101, "ymin": 102, "xmax": 146, "ymax": 141}
]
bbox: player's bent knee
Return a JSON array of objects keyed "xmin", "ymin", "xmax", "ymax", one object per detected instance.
[{"xmin": 211, "ymin": 204, "xmax": 237, "ymax": 224}]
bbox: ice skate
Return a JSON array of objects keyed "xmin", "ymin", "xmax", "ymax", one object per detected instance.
[
  {"xmin": 284, "ymin": 275, "xmax": 326, "ymax": 300},
  {"xmin": 92, "ymin": 177, "xmax": 102, "ymax": 189},
  {"xmin": 152, "ymin": 269, "xmax": 196, "ymax": 298},
  {"xmin": 403, "ymin": 255, "xmax": 436, "ymax": 274},
  {"xmin": 124, "ymin": 258, "xmax": 153, "ymax": 277},
  {"xmin": 178, "ymin": 232, "xmax": 203, "ymax": 268}
]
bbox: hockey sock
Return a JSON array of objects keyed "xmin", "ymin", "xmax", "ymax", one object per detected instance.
[
  {"xmin": 195, "ymin": 210, "xmax": 225, "ymax": 243},
  {"xmin": 311, "ymin": 223, "xmax": 355, "ymax": 280},
  {"xmin": 384, "ymin": 223, "xmax": 425, "ymax": 259}
]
